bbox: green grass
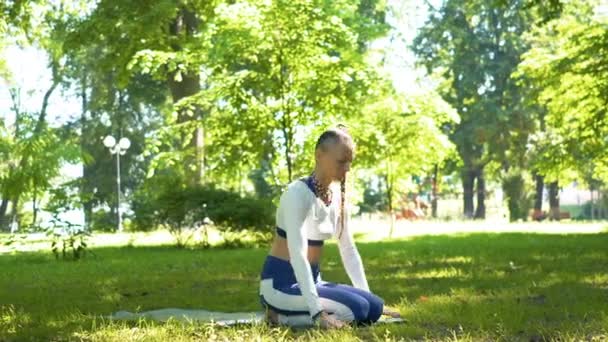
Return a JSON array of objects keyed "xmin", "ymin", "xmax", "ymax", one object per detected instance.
[{"xmin": 1, "ymin": 230, "xmax": 608, "ymax": 341}]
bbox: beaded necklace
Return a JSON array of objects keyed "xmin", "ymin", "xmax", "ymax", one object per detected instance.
[{"xmin": 311, "ymin": 172, "xmax": 332, "ymax": 206}]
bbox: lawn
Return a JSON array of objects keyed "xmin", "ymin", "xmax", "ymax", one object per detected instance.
[{"xmin": 1, "ymin": 227, "xmax": 608, "ymax": 341}]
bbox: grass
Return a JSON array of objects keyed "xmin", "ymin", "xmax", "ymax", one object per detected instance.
[{"xmin": 1, "ymin": 226, "xmax": 608, "ymax": 341}]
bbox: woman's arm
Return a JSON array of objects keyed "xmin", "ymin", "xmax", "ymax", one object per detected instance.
[
  {"xmin": 281, "ymin": 183, "xmax": 324, "ymax": 318},
  {"xmin": 337, "ymin": 206, "xmax": 370, "ymax": 292}
]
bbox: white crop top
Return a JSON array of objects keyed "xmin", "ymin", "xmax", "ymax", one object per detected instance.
[{"xmin": 275, "ymin": 179, "xmax": 370, "ymax": 318}]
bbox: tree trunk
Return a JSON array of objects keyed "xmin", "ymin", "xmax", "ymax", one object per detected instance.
[
  {"xmin": 534, "ymin": 173, "xmax": 544, "ymax": 211},
  {"xmin": 600, "ymin": 190, "xmax": 605, "ymax": 219},
  {"xmin": 386, "ymin": 174, "xmax": 395, "ymax": 238},
  {"xmin": 282, "ymin": 124, "xmax": 293, "ymax": 182},
  {"xmin": 168, "ymin": 7, "xmax": 203, "ymax": 185},
  {"xmin": 590, "ymin": 189, "xmax": 595, "ymax": 221},
  {"xmin": 196, "ymin": 126, "xmax": 205, "ymax": 182},
  {"xmin": 431, "ymin": 164, "xmax": 438, "ymax": 218},
  {"xmin": 0, "ymin": 199, "xmax": 9, "ymax": 231},
  {"xmin": 548, "ymin": 181, "xmax": 560, "ymax": 220},
  {"xmin": 601, "ymin": 189, "xmax": 606, "ymax": 219},
  {"xmin": 10, "ymin": 196, "xmax": 19, "ymax": 231},
  {"xmin": 462, "ymin": 168, "xmax": 475, "ymax": 218},
  {"xmin": 474, "ymin": 167, "xmax": 486, "ymax": 219},
  {"xmin": 80, "ymin": 72, "xmax": 94, "ymax": 231},
  {"xmin": 32, "ymin": 189, "xmax": 38, "ymax": 227},
  {"xmin": 531, "ymin": 173, "xmax": 545, "ymax": 221}
]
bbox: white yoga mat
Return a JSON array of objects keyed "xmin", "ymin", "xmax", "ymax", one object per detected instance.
[{"xmin": 109, "ymin": 308, "xmax": 405, "ymax": 327}]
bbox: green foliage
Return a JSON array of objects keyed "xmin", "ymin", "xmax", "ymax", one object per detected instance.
[
  {"xmin": 135, "ymin": 0, "xmax": 390, "ymax": 187},
  {"xmin": 90, "ymin": 210, "xmax": 118, "ymax": 232},
  {"xmin": 44, "ymin": 182, "xmax": 83, "ymax": 227},
  {"xmin": 517, "ymin": 1, "xmax": 608, "ymax": 183},
  {"xmin": 501, "ymin": 170, "xmax": 534, "ymax": 222},
  {"xmin": 132, "ymin": 174, "xmax": 275, "ymax": 246},
  {"xmin": 352, "ymin": 89, "xmax": 458, "ymax": 211},
  {"xmin": 358, "ymin": 177, "xmax": 389, "ymax": 214},
  {"xmin": 0, "ymin": 103, "xmax": 81, "ymax": 229},
  {"xmin": 413, "ymin": 0, "xmax": 560, "ymax": 218},
  {"xmin": 46, "ymin": 220, "xmax": 90, "ymax": 260},
  {"xmin": 0, "ymin": 234, "xmax": 28, "ymax": 253},
  {"xmin": 44, "ymin": 206, "xmax": 91, "ymax": 260}
]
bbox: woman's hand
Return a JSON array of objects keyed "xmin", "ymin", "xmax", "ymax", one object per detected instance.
[
  {"xmin": 318, "ymin": 311, "xmax": 346, "ymax": 329},
  {"xmin": 382, "ymin": 306, "xmax": 401, "ymax": 318}
]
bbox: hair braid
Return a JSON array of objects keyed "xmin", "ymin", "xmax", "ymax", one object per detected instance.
[{"xmin": 339, "ymin": 175, "xmax": 346, "ymax": 239}]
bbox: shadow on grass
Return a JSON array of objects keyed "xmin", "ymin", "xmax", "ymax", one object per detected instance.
[{"xmin": 1, "ymin": 232, "xmax": 607, "ymax": 340}]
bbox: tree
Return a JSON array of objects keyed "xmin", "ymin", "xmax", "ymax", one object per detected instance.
[
  {"xmin": 140, "ymin": 0, "xmax": 390, "ymax": 189},
  {"xmin": 353, "ymin": 88, "xmax": 458, "ymax": 234},
  {"xmin": 0, "ymin": 1, "xmax": 83, "ymax": 230},
  {"xmin": 413, "ymin": 0, "xmax": 544, "ymax": 219},
  {"xmin": 517, "ymin": 1, "xmax": 606, "ymax": 218},
  {"xmin": 0, "ymin": 83, "xmax": 80, "ymax": 231},
  {"xmin": 66, "ymin": 0, "xmax": 222, "ymax": 185},
  {"xmin": 57, "ymin": 40, "xmax": 168, "ymax": 230}
]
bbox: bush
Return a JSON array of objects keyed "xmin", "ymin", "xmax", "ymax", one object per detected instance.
[
  {"xmin": 90, "ymin": 210, "xmax": 116, "ymax": 232},
  {"xmin": 575, "ymin": 199, "xmax": 608, "ymax": 220},
  {"xmin": 502, "ymin": 171, "xmax": 533, "ymax": 222},
  {"xmin": 132, "ymin": 178, "xmax": 275, "ymax": 246}
]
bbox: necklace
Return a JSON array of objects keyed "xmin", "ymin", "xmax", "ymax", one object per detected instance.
[{"xmin": 311, "ymin": 173, "xmax": 332, "ymax": 205}]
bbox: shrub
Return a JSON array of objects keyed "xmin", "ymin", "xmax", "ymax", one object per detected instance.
[{"xmin": 132, "ymin": 179, "xmax": 275, "ymax": 247}]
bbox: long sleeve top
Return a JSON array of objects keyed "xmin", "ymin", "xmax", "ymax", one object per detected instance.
[{"xmin": 275, "ymin": 179, "xmax": 370, "ymax": 318}]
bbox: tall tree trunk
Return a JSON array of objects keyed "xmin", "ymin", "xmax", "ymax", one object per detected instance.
[
  {"xmin": 548, "ymin": 181, "xmax": 560, "ymax": 220},
  {"xmin": 80, "ymin": 72, "xmax": 94, "ymax": 231},
  {"xmin": 1, "ymin": 89, "xmax": 21, "ymax": 231},
  {"xmin": 386, "ymin": 173, "xmax": 395, "ymax": 238},
  {"xmin": 599, "ymin": 190, "xmax": 604, "ymax": 219},
  {"xmin": 0, "ymin": 199, "xmax": 9, "ymax": 231},
  {"xmin": 280, "ymin": 121, "xmax": 293, "ymax": 182},
  {"xmin": 533, "ymin": 173, "xmax": 544, "ymax": 211},
  {"xmin": 32, "ymin": 186, "xmax": 38, "ymax": 227},
  {"xmin": 474, "ymin": 167, "xmax": 486, "ymax": 219},
  {"xmin": 431, "ymin": 164, "xmax": 438, "ymax": 218},
  {"xmin": 589, "ymin": 188, "xmax": 595, "ymax": 221},
  {"xmin": 532, "ymin": 173, "xmax": 544, "ymax": 221},
  {"xmin": 196, "ymin": 125, "xmax": 205, "ymax": 181},
  {"xmin": 10, "ymin": 197, "xmax": 19, "ymax": 231},
  {"xmin": 462, "ymin": 168, "xmax": 475, "ymax": 218},
  {"xmin": 601, "ymin": 189, "xmax": 606, "ymax": 219},
  {"xmin": 168, "ymin": 7, "xmax": 203, "ymax": 186}
]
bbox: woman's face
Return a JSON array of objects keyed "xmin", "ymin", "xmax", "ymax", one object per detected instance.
[{"xmin": 317, "ymin": 140, "xmax": 354, "ymax": 181}]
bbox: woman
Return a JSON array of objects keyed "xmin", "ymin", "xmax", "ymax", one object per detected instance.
[{"xmin": 259, "ymin": 127, "xmax": 399, "ymax": 328}]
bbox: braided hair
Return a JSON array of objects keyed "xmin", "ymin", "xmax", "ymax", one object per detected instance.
[{"xmin": 314, "ymin": 125, "xmax": 352, "ymax": 239}]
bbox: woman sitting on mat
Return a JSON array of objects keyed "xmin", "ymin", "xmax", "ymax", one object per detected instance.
[{"xmin": 259, "ymin": 126, "xmax": 400, "ymax": 329}]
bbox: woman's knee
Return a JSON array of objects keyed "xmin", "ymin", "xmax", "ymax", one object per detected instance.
[
  {"xmin": 318, "ymin": 290, "xmax": 370, "ymax": 322},
  {"xmin": 330, "ymin": 284, "xmax": 384, "ymax": 323},
  {"xmin": 348, "ymin": 295, "xmax": 370, "ymax": 321},
  {"xmin": 365, "ymin": 293, "xmax": 384, "ymax": 322}
]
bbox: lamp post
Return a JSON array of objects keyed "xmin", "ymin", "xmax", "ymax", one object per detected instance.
[{"xmin": 103, "ymin": 135, "xmax": 131, "ymax": 232}]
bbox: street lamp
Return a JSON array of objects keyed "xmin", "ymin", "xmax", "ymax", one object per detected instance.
[{"xmin": 103, "ymin": 135, "xmax": 131, "ymax": 232}]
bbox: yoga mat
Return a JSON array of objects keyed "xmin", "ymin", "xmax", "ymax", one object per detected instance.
[{"xmin": 109, "ymin": 308, "xmax": 405, "ymax": 327}]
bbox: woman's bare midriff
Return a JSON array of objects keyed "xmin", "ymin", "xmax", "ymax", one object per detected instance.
[{"xmin": 269, "ymin": 235, "xmax": 323, "ymax": 265}]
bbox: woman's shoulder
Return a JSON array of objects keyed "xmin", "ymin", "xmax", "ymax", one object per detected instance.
[
  {"xmin": 283, "ymin": 178, "xmax": 314, "ymax": 198},
  {"xmin": 279, "ymin": 179, "xmax": 315, "ymax": 205}
]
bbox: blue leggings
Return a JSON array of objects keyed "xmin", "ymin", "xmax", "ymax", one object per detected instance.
[{"xmin": 259, "ymin": 256, "xmax": 384, "ymax": 325}]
